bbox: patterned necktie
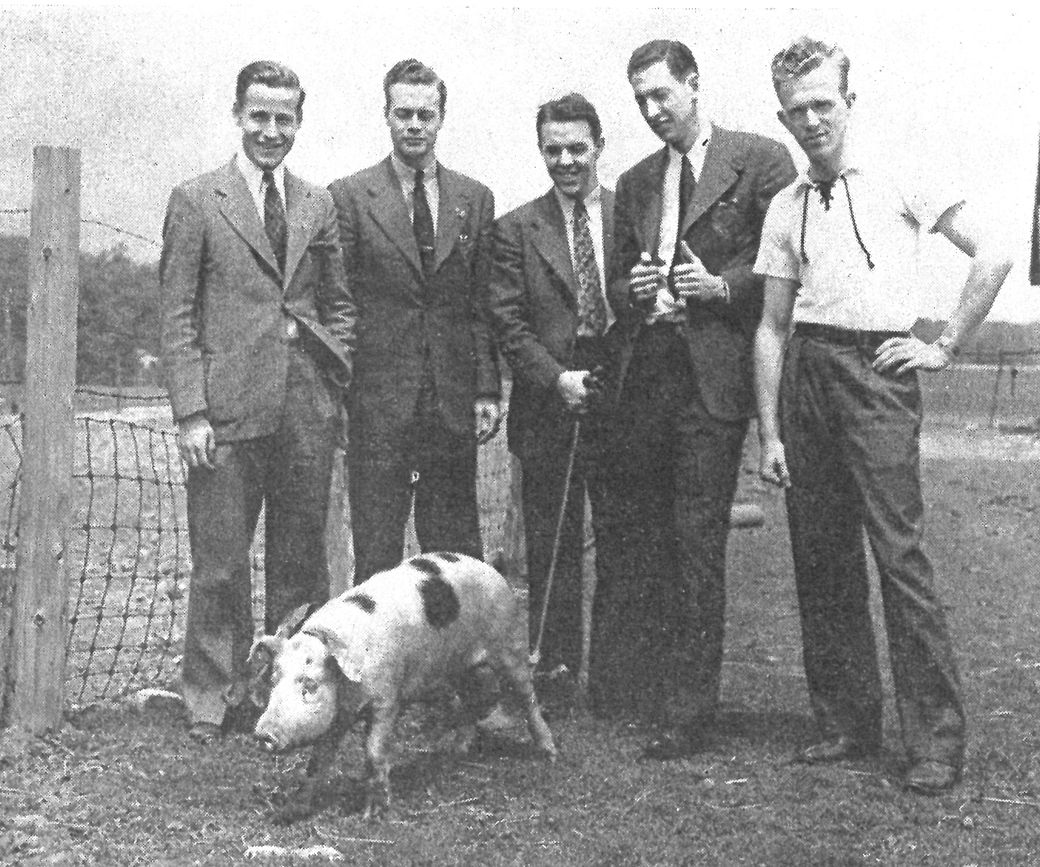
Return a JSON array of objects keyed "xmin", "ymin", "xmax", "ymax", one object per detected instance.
[
  {"xmin": 573, "ymin": 199, "xmax": 608, "ymax": 337},
  {"xmin": 262, "ymin": 170, "xmax": 287, "ymax": 273},
  {"xmin": 673, "ymin": 154, "xmax": 696, "ymax": 268},
  {"xmin": 413, "ymin": 168, "xmax": 436, "ymax": 277}
]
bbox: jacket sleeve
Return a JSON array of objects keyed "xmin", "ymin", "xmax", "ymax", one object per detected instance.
[
  {"xmin": 315, "ymin": 192, "xmax": 357, "ymax": 390},
  {"xmin": 487, "ymin": 213, "xmax": 566, "ymax": 392},
  {"xmin": 158, "ymin": 185, "xmax": 207, "ymax": 422},
  {"xmin": 718, "ymin": 139, "xmax": 798, "ymax": 318},
  {"xmin": 471, "ymin": 186, "xmax": 501, "ymax": 399}
]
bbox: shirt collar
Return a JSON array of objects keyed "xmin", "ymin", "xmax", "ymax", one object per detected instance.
[
  {"xmin": 668, "ymin": 119, "xmax": 713, "ymax": 178},
  {"xmin": 390, "ymin": 151, "xmax": 439, "ymax": 188},
  {"xmin": 235, "ymin": 148, "xmax": 286, "ymax": 196},
  {"xmin": 553, "ymin": 183, "xmax": 601, "ymax": 219}
]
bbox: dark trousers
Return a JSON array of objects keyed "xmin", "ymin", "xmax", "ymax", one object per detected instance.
[
  {"xmin": 182, "ymin": 338, "xmax": 340, "ymax": 725},
  {"xmin": 349, "ymin": 381, "xmax": 482, "ymax": 584},
  {"xmin": 589, "ymin": 324, "xmax": 746, "ymax": 724},
  {"xmin": 781, "ymin": 331, "xmax": 965, "ymax": 766},
  {"xmin": 519, "ymin": 338, "xmax": 613, "ymax": 675}
]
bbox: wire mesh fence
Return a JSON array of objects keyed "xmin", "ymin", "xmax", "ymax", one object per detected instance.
[{"xmin": 1, "ymin": 395, "xmax": 516, "ymax": 707}]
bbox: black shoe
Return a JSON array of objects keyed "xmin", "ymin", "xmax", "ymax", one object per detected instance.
[
  {"xmin": 905, "ymin": 760, "xmax": 960, "ymax": 795},
  {"xmin": 796, "ymin": 735, "xmax": 877, "ymax": 764}
]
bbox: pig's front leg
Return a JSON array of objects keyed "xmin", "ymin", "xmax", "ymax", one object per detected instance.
[
  {"xmin": 362, "ymin": 699, "xmax": 398, "ymax": 821},
  {"xmin": 273, "ymin": 712, "xmax": 351, "ymax": 825}
]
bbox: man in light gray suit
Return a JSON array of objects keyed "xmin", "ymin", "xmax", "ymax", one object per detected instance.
[{"xmin": 160, "ymin": 60, "xmax": 356, "ymax": 743}]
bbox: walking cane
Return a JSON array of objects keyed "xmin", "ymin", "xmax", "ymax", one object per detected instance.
[{"xmin": 529, "ymin": 415, "xmax": 581, "ymax": 669}]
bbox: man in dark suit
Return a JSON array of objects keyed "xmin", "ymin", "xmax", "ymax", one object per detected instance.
[
  {"xmin": 597, "ymin": 39, "xmax": 796, "ymax": 757},
  {"xmin": 329, "ymin": 59, "xmax": 500, "ymax": 584},
  {"xmin": 488, "ymin": 93, "xmax": 614, "ymax": 686},
  {"xmin": 160, "ymin": 60, "xmax": 356, "ymax": 743}
]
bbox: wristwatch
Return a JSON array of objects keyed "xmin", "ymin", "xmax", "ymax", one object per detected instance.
[{"xmin": 934, "ymin": 334, "xmax": 960, "ymax": 359}]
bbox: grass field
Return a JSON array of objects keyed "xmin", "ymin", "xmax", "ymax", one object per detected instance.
[{"xmin": 2, "ymin": 422, "xmax": 1039, "ymax": 865}]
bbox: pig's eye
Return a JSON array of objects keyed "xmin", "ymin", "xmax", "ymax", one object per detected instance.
[{"xmin": 300, "ymin": 677, "xmax": 318, "ymax": 697}]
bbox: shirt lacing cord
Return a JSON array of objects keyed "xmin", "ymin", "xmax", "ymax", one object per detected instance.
[{"xmin": 799, "ymin": 174, "xmax": 876, "ymax": 270}]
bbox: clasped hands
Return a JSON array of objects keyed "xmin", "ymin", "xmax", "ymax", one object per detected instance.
[{"xmin": 628, "ymin": 243, "xmax": 726, "ymax": 305}]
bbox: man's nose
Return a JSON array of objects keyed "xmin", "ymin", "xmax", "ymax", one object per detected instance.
[
  {"xmin": 646, "ymin": 98, "xmax": 664, "ymax": 118},
  {"xmin": 558, "ymin": 150, "xmax": 575, "ymax": 166},
  {"xmin": 804, "ymin": 108, "xmax": 821, "ymax": 127},
  {"xmin": 261, "ymin": 117, "xmax": 280, "ymax": 138}
]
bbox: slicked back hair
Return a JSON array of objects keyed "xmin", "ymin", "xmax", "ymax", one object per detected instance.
[
  {"xmin": 536, "ymin": 92, "xmax": 603, "ymax": 145},
  {"xmin": 771, "ymin": 36, "xmax": 851, "ymax": 97},
  {"xmin": 383, "ymin": 58, "xmax": 447, "ymax": 115},
  {"xmin": 627, "ymin": 39, "xmax": 698, "ymax": 83},
  {"xmin": 235, "ymin": 60, "xmax": 305, "ymax": 119}
]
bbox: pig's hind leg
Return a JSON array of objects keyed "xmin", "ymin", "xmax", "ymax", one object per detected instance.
[{"xmin": 493, "ymin": 641, "xmax": 557, "ymax": 760}]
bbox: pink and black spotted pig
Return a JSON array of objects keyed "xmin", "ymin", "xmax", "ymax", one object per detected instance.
[{"xmin": 249, "ymin": 552, "xmax": 557, "ymax": 821}]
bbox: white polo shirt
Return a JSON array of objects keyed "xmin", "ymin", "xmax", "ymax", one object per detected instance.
[{"xmin": 754, "ymin": 162, "xmax": 963, "ymax": 331}]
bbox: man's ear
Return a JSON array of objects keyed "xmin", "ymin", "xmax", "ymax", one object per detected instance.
[{"xmin": 845, "ymin": 91, "xmax": 856, "ymax": 109}]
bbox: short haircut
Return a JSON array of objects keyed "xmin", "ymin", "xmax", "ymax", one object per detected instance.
[
  {"xmin": 383, "ymin": 58, "xmax": 447, "ymax": 114},
  {"xmin": 536, "ymin": 92, "xmax": 603, "ymax": 144},
  {"xmin": 770, "ymin": 36, "xmax": 851, "ymax": 96},
  {"xmin": 235, "ymin": 60, "xmax": 305, "ymax": 118},
  {"xmin": 627, "ymin": 39, "xmax": 698, "ymax": 82}
]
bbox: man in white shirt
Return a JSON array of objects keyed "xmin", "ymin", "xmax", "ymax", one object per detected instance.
[
  {"xmin": 160, "ymin": 60, "xmax": 356, "ymax": 743},
  {"xmin": 605, "ymin": 39, "xmax": 796, "ymax": 759},
  {"xmin": 754, "ymin": 36, "xmax": 1013, "ymax": 793},
  {"xmin": 488, "ymin": 93, "xmax": 615, "ymax": 697}
]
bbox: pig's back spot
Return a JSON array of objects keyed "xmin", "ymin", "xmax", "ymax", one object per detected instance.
[
  {"xmin": 346, "ymin": 592, "xmax": 376, "ymax": 614},
  {"xmin": 432, "ymin": 551, "xmax": 461, "ymax": 563},
  {"xmin": 417, "ymin": 575, "xmax": 460, "ymax": 629}
]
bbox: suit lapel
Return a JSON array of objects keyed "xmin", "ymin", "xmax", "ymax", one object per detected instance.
[
  {"xmin": 679, "ymin": 128, "xmax": 740, "ymax": 239},
  {"xmin": 639, "ymin": 149, "xmax": 668, "ymax": 260},
  {"xmin": 433, "ymin": 167, "xmax": 469, "ymax": 273},
  {"xmin": 528, "ymin": 191, "xmax": 579, "ymax": 304},
  {"xmin": 365, "ymin": 157, "xmax": 423, "ymax": 277},
  {"xmin": 282, "ymin": 171, "xmax": 317, "ymax": 290},
  {"xmin": 215, "ymin": 160, "xmax": 281, "ymax": 277},
  {"xmin": 601, "ymin": 188, "xmax": 615, "ymax": 280}
]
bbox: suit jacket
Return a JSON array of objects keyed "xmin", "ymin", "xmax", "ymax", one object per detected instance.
[
  {"xmin": 608, "ymin": 127, "xmax": 796, "ymax": 421},
  {"xmin": 160, "ymin": 159, "xmax": 356, "ymax": 442},
  {"xmin": 488, "ymin": 188, "xmax": 615, "ymax": 455},
  {"xmin": 329, "ymin": 158, "xmax": 499, "ymax": 440}
]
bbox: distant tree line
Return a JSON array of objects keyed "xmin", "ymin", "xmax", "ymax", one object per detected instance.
[
  {"xmin": 0, "ymin": 234, "xmax": 160, "ymax": 386},
  {"xmin": 0, "ymin": 232, "xmax": 1038, "ymax": 388}
]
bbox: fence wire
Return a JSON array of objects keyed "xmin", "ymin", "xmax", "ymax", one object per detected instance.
[{"xmin": 1, "ymin": 397, "xmax": 516, "ymax": 707}]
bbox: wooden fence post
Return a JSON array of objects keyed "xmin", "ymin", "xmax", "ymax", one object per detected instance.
[
  {"xmin": 1, "ymin": 146, "xmax": 80, "ymax": 733},
  {"xmin": 988, "ymin": 349, "xmax": 1004, "ymax": 429}
]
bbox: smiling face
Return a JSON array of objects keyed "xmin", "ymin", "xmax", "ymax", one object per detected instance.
[
  {"xmin": 538, "ymin": 119, "xmax": 603, "ymax": 201},
  {"xmin": 776, "ymin": 59, "xmax": 855, "ymax": 177},
  {"xmin": 234, "ymin": 83, "xmax": 302, "ymax": 171},
  {"xmin": 629, "ymin": 59, "xmax": 700, "ymax": 152},
  {"xmin": 386, "ymin": 82, "xmax": 444, "ymax": 169}
]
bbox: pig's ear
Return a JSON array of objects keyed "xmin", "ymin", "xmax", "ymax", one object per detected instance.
[
  {"xmin": 306, "ymin": 625, "xmax": 364, "ymax": 683},
  {"xmin": 274, "ymin": 602, "xmax": 321, "ymax": 639},
  {"xmin": 247, "ymin": 635, "xmax": 284, "ymax": 707}
]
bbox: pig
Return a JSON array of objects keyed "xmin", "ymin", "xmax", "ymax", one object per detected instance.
[{"xmin": 249, "ymin": 552, "xmax": 557, "ymax": 821}]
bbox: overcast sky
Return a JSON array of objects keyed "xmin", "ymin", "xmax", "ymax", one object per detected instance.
[{"xmin": 2, "ymin": 3, "xmax": 1038, "ymax": 322}]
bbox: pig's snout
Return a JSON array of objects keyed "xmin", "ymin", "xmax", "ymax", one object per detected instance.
[{"xmin": 254, "ymin": 720, "xmax": 285, "ymax": 752}]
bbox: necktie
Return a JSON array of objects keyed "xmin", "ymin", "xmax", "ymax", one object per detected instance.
[
  {"xmin": 573, "ymin": 199, "xmax": 608, "ymax": 337},
  {"xmin": 263, "ymin": 170, "xmax": 287, "ymax": 273},
  {"xmin": 672, "ymin": 154, "xmax": 696, "ymax": 268},
  {"xmin": 413, "ymin": 168, "xmax": 436, "ymax": 277}
]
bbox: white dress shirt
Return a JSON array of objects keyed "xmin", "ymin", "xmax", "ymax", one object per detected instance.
[
  {"xmin": 235, "ymin": 149, "xmax": 287, "ymax": 221},
  {"xmin": 649, "ymin": 120, "xmax": 712, "ymax": 324},
  {"xmin": 390, "ymin": 152, "xmax": 439, "ymax": 235}
]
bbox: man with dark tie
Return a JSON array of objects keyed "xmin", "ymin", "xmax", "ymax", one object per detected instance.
[
  {"xmin": 488, "ymin": 93, "xmax": 615, "ymax": 691},
  {"xmin": 329, "ymin": 59, "xmax": 500, "ymax": 583},
  {"xmin": 602, "ymin": 39, "xmax": 796, "ymax": 758},
  {"xmin": 160, "ymin": 60, "xmax": 356, "ymax": 743}
]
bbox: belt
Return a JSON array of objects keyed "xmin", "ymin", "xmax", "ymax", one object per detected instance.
[{"xmin": 794, "ymin": 322, "xmax": 908, "ymax": 347}]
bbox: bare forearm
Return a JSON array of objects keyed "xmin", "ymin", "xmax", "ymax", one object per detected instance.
[
  {"xmin": 940, "ymin": 249, "xmax": 1013, "ymax": 349},
  {"xmin": 754, "ymin": 322, "xmax": 787, "ymax": 443}
]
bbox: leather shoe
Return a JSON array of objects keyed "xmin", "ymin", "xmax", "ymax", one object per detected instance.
[
  {"xmin": 187, "ymin": 722, "xmax": 222, "ymax": 745},
  {"xmin": 905, "ymin": 760, "xmax": 960, "ymax": 795},
  {"xmin": 638, "ymin": 726, "xmax": 709, "ymax": 762},
  {"xmin": 796, "ymin": 735, "xmax": 875, "ymax": 764}
]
